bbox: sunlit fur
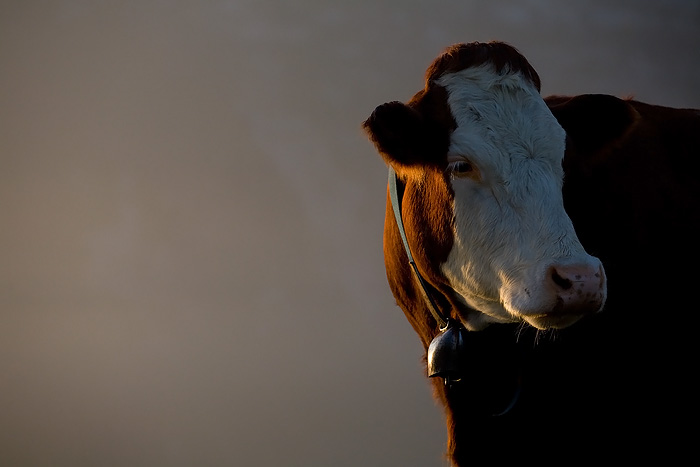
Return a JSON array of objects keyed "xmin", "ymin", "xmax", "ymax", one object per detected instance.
[{"xmin": 437, "ymin": 65, "xmax": 606, "ymax": 330}]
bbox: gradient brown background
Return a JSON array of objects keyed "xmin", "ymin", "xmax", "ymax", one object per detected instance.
[{"xmin": 2, "ymin": 1, "xmax": 699, "ymax": 466}]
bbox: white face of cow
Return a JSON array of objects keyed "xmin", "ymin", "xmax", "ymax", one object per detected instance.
[
  {"xmin": 437, "ymin": 66, "xmax": 606, "ymax": 331},
  {"xmin": 364, "ymin": 42, "xmax": 607, "ymax": 334}
]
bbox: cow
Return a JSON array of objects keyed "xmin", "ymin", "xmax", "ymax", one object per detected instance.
[{"xmin": 362, "ymin": 41, "xmax": 700, "ymax": 465}]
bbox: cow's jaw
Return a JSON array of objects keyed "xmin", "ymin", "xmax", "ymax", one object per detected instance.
[{"xmin": 437, "ymin": 65, "xmax": 607, "ymax": 331}]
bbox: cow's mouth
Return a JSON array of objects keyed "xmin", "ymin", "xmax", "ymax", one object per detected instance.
[{"xmin": 517, "ymin": 283, "xmax": 606, "ymax": 330}]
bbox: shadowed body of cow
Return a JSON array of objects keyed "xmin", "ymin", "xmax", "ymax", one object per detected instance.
[{"xmin": 363, "ymin": 42, "xmax": 700, "ymax": 465}]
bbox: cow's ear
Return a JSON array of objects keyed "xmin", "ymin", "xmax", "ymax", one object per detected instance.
[
  {"xmin": 546, "ymin": 94, "xmax": 639, "ymax": 153},
  {"xmin": 362, "ymin": 101, "xmax": 443, "ymax": 168}
]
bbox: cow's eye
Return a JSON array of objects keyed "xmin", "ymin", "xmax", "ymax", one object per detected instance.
[{"xmin": 448, "ymin": 160, "xmax": 474, "ymax": 177}]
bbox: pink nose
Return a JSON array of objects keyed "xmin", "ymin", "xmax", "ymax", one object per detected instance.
[{"xmin": 548, "ymin": 263, "xmax": 606, "ymax": 313}]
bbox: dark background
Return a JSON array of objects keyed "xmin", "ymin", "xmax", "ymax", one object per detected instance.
[{"xmin": 2, "ymin": 1, "xmax": 699, "ymax": 466}]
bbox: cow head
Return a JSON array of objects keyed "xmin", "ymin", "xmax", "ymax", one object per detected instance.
[{"xmin": 363, "ymin": 42, "xmax": 606, "ymax": 332}]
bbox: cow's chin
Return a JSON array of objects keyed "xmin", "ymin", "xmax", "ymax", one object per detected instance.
[
  {"xmin": 457, "ymin": 295, "xmax": 591, "ymax": 331},
  {"xmin": 521, "ymin": 313, "xmax": 584, "ymax": 330},
  {"xmin": 462, "ymin": 309, "xmax": 585, "ymax": 331}
]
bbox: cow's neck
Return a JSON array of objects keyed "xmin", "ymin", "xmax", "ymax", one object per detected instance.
[
  {"xmin": 390, "ymin": 167, "xmax": 524, "ymax": 416},
  {"xmin": 388, "ymin": 167, "xmax": 451, "ymax": 330}
]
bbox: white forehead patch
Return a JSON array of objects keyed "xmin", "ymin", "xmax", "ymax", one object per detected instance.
[{"xmin": 437, "ymin": 65, "xmax": 566, "ymax": 171}]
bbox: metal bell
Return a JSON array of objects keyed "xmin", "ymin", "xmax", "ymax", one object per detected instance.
[{"xmin": 427, "ymin": 324, "xmax": 468, "ymax": 385}]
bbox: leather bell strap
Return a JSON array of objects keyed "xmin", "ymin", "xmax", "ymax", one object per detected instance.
[{"xmin": 388, "ymin": 167, "xmax": 449, "ymax": 330}]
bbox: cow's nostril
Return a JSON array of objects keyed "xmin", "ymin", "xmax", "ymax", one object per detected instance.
[{"xmin": 551, "ymin": 269, "xmax": 573, "ymax": 290}]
